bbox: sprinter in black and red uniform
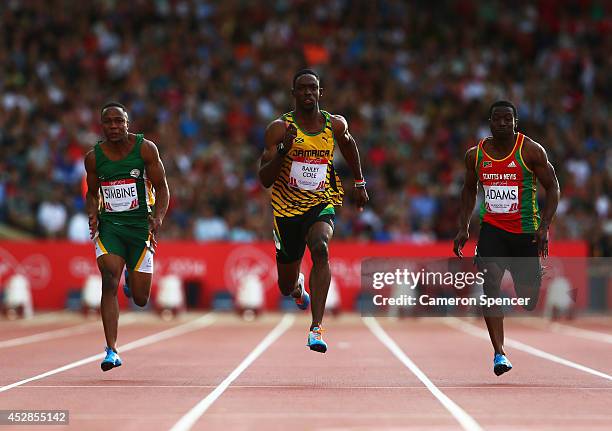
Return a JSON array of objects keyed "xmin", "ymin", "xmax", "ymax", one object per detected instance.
[{"xmin": 454, "ymin": 100, "xmax": 560, "ymax": 376}]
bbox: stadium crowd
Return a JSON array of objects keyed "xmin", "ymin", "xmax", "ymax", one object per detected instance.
[{"xmin": 0, "ymin": 0, "xmax": 609, "ymax": 256}]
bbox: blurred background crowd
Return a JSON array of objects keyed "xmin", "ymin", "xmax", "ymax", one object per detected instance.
[{"xmin": 0, "ymin": 0, "xmax": 609, "ymax": 256}]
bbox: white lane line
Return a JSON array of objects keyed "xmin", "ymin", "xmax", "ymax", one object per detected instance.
[
  {"xmin": 363, "ymin": 317, "xmax": 483, "ymax": 431},
  {"xmin": 18, "ymin": 385, "xmax": 612, "ymax": 390},
  {"xmin": 446, "ymin": 317, "xmax": 612, "ymax": 382},
  {"xmin": 522, "ymin": 320, "xmax": 612, "ymax": 345},
  {"xmin": 0, "ymin": 311, "xmax": 65, "ymax": 325},
  {"xmin": 170, "ymin": 314, "xmax": 295, "ymax": 431},
  {"xmin": 0, "ymin": 313, "xmax": 216, "ymax": 393},
  {"xmin": 0, "ymin": 323, "xmax": 98, "ymax": 348},
  {"xmin": 0, "ymin": 314, "xmax": 138, "ymax": 349}
]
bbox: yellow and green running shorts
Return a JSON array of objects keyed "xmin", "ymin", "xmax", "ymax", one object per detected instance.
[{"xmin": 93, "ymin": 220, "xmax": 154, "ymax": 273}]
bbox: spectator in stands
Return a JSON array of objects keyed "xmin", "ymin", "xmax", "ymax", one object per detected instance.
[
  {"xmin": 0, "ymin": 1, "xmax": 608, "ymax": 256},
  {"xmin": 37, "ymin": 190, "xmax": 68, "ymax": 238}
]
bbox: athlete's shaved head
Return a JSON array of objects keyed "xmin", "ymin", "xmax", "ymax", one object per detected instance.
[
  {"xmin": 101, "ymin": 102, "xmax": 128, "ymax": 119},
  {"xmin": 293, "ymin": 69, "xmax": 320, "ymax": 89},
  {"xmin": 489, "ymin": 100, "xmax": 517, "ymax": 119},
  {"xmin": 292, "ymin": 69, "xmax": 322, "ymax": 113},
  {"xmin": 101, "ymin": 101, "xmax": 129, "ymax": 143},
  {"xmin": 489, "ymin": 100, "xmax": 517, "ymax": 139}
]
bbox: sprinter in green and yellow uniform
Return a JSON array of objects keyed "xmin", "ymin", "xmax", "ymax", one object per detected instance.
[
  {"xmin": 85, "ymin": 102, "xmax": 169, "ymax": 371},
  {"xmin": 259, "ymin": 69, "xmax": 369, "ymax": 353}
]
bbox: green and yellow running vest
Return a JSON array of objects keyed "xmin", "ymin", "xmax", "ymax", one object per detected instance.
[
  {"xmin": 95, "ymin": 133, "xmax": 155, "ymax": 228},
  {"xmin": 271, "ymin": 111, "xmax": 344, "ymax": 217}
]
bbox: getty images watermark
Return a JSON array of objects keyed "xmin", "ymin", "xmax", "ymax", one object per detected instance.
[{"xmin": 358, "ymin": 257, "xmax": 586, "ymax": 317}]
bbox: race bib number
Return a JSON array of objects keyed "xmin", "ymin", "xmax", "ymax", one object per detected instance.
[
  {"xmin": 484, "ymin": 185, "xmax": 519, "ymax": 213},
  {"xmin": 101, "ymin": 179, "xmax": 139, "ymax": 212},
  {"xmin": 288, "ymin": 157, "xmax": 328, "ymax": 191}
]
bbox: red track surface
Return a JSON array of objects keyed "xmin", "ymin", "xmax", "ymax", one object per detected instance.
[{"xmin": 1, "ymin": 312, "xmax": 611, "ymax": 430}]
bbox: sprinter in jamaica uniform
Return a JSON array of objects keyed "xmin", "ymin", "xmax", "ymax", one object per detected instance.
[
  {"xmin": 259, "ymin": 69, "xmax": 368, "ymax": 353},
  {"xmin": 85, "ymin": 102, "xmax": 169, "ymax": 371},
  {"xmin": 454, "ymin": 100, "xmax": 560, "ymax": 376}
]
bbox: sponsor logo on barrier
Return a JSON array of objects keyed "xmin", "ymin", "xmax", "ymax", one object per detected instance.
[
  {"xmin": 329, "ymin": 258, "xmax": 362, "ymax": 288},
  {"xmin": 224, "ymin": 246, "xmax": 276, "ymax": 292},
  {"xmin": 157, "ymin": 258, "xmax": 206, "ymax": 278},
  {"xmin": 0, "ymin": 248, "xmax": 51, "ymax": 289},
  {"xmin": 0, "ymin": 242, "xmax": 590, "ymax": 310},
  {"xmin": 70, "ymin": 257, "xmax": 99, "ymax": 278}
]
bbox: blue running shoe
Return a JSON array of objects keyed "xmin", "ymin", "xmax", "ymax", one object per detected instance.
[
  {"xmin": 294, "ymin": 273, "xmax": 309, "ymax": 311},
  {"xmin": 123, "ymin": 268, "xmax": 132, "ymax": 298},
  {"xmin": 307, "ymin": 326, "xmax": 327, "ymax": 353},
  {"xmin": 493, "ymin": 353, "xmax": 512, "ymax": 376},
  {"xmin": 101, "ymin": 346, "xmax": 122, "ymax": 372}
]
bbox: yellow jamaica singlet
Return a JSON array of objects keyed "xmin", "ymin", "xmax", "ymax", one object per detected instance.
[{"xmin": 271, "ymin": 111, "xmax": 344, "ymax": 217}]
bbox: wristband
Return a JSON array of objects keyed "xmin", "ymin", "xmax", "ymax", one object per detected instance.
[
  {"xmin": 277, "ymin": 142, "xmax": 289, "ymax": 156},
  {"xmin": 354, "ymin": 179, "xmax": 366, "ymax": 188}
]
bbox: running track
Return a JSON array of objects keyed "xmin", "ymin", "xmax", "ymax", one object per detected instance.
[{"xmin": 1, "ymin": 312, "xmax": 611, "ymax": 430}]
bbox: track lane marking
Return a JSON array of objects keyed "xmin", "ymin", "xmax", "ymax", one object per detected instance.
[
  {"xmin": 17, "ymin": 384, "xmax": 612, "ymax": 390},
  {"xmin": 169, "ymin": 314, "xmax": 295, "ymax": 431},
  {"xmin": 0, "ymin": 314, "xmax": 138, "ymax": 349},
  {"xmin": 520, "ymin": 320, "xmax": 612, "ymax": 345},
  {"xmin": 0, "ymin": 313, "xmax": 216, "ymax": 393},
  {"xmin": 364, "ymin": 317, "xmax": 483, "ymax": 431},
  {"xmin": 446, "ymin": 317, "xmax": 612, "ymax": 381}
]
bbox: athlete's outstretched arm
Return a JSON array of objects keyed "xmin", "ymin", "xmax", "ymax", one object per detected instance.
[
  {"xmin": 332, "ymin": 115, "xmax": 368, "ymax": 210},
  {"xmin": 142, "ymin": 140, "xmax": 169, "ymax": 245},
  {"xmin": 84, "ymin": 150, "xmax": 101, "ymax": 239},
  {"xmin": 524, "ymin": 139, "xmax": 560, "ymax": 257},
  {"xmin": 453, "ymin": 147, "xmax": 478, "ymax": 257},
  {"xmin": 259, "ymin": 119, "xmax": 296, "ymax": 188}
]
